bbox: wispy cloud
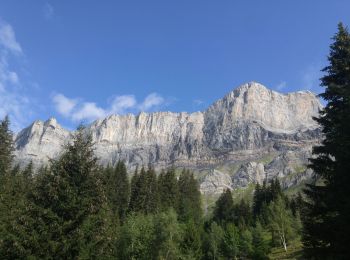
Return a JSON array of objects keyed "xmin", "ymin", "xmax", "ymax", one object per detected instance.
[
  {"xmin": 193, "ymin": 99, "xmax": 204, "ymax": 106},
  {"xmin": 110, "ymin": 95, "xmax": 137, "ymax": 114},
  {"xmin": 275, "ymin": 81, "xmax": 287, "ymax": 91},
  {"xmin": 71, "ymin": 102, "xmax": 106, "ymax": 122},
  {"xmin": 0, "ymin": 20, "xmax": 22, "ymax": 54},
  {"xmin": 138, "ymin": 93, "xmax": 164, "ymax": 111},
  {"xmin": 43, "ymin": 3, "xmax": 55, "ymax": 20},
  {"xmin": 0, "ymin": 19, "xmax": 35, "ymax": 130},
  {"xmin": 52, "ymin": 94, "xmax": 77, "ymax": 117},
  {"xmin": 52, "ymin": 92, "xmax": 167, "ymax": 122}
]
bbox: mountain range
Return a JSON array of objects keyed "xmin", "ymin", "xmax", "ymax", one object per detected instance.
[{"xmin": 13, "ymin": 82, "xmax": 322, "ymax": 194}]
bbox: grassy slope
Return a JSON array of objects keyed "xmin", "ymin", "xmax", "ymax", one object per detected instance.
[{"xmin": 269, "ymin": 242, "xmax": 304, "ymax": 260}]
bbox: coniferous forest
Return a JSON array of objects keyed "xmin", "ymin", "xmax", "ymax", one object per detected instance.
[{"xmin": 0, "ymin": 23, "xmax": 349, "ymax": 259}]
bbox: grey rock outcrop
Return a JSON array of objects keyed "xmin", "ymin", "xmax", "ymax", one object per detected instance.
[
  {"xmin": 232, "ymin": 162, "xmax": 265, "ymax": 188},
  {"xmin": 200, "ymin": 169, "xmax": 233, "ymax": 195},
  {"xmin": 13, "ymin": 82, "xmax": 322, "ymax": 193}
]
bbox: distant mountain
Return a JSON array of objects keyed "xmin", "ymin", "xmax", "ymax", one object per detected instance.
[{"xmin": 14, "ymin": 82, "xmax": 322, "ymax": 194}]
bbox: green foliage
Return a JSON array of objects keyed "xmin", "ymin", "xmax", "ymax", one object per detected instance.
[
  {"xmin": 221, "ymin": 223, "xmax": 239, "ymax": 259},
  {"xmin": 118, "ymin": 213, "xmax": 156, "ymax": 259},
  {"xmin": 180, "ymin": 219, "xmax": 203, "ymax": 259},
  {"xmin": 213, "ymin": 189, "xmax": 234, "ymax": 224},
  {"xmin": 267, "ymin": 195, "xmax": 300, "ymax": 252},
  {"xmin": 205, "ymin": 222, "xmax": 224, "ymax": 260},
  {"xmin": 0, "ymin": 116, "xmax": 14, "ymax": 176},
  {"xmin": 303, "ymin": 23, "xmax": 350, "ymax": 259},
  {"xmin": 252, "ymin": 221, "xmax": 270, "ymax": 259},
  {"xmin": 239, "ymin": 228, "xmax": 253, "ymax": 258},
  {"xmin": 7, "ymin": 128, "xmax": 116, "ymax": 258},
  {"xmin": 158, "ymin": 167, "xmax": 179, "ymax": 211},
  {"xmin": 129, "ymin": 166, "xmax": 159, "ymax": 214},
  {"xmin": 0, "ymin": 116, "xmax": 305, "ymax": 259},
  {"xmin": 106, "ymin": 160, "xmax": 130, "ymax": 221},
  {"xmin": 154, "ymin": 209, "xmax": 183, "ymax": 259},
  {"xmin": 177, "ymin": 169, "xmax": 202, "ymax": 223}
]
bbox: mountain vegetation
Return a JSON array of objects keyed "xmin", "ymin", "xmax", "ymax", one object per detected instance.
[
  {"xmin": 0, "ymin": 117, "xmax": 304, "ymax": 259},
  {"xmin": 302, "ymin": 22, "xmax": 350, "ymax": 259}
]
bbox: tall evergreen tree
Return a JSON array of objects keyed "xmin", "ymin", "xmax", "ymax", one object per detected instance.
[
  {"xmin": 303, "ymin": 23, "xmax": 350, "ymax": 259},
  {"xmin": 107, "ymin": 160, "xmax": 130, "ymax": 220},
  {"xmin": 129, "ymin": 166, "xmax": 158, "ymax": 214},
  {"xmin": 0, "ymin": 116, "xmax": 14, "ymax": 176},
  {"xmin": 14, "ymin": 127, "xmax": 115, "ymax": 258},
  {"xmin": 177, "ymin": 169, "xmax": 202, "ymax": 223},
  {"xmin": 0, "ymin": 117, "xmax": 30, "ymax": 258},
  {"xmin": 157, "ymin": 167, "xmax": 179, "ymax": 211},
  {"xmin": 213, "ymin": 188, "xmax": 234, "ymax": 224}
]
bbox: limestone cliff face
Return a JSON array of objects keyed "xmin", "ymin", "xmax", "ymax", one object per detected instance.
[{"xmin": 13, "ymin": 82, "xmax": 322, "ymax": 193}]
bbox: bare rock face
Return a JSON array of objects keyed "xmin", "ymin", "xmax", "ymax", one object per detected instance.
[
  {"xmin": 13, "ymin": 82, "xmax": 322, "ymax": 193},
  {"xmin": 200, "ymin": 169, "xmax": 233, "ymax": 195},
  {"xmin": 14, "ymin": 118, "xmax": 70, "ymax": 167},
  {"xmin": 232, "ymin": 162, "xmax": 265, "ymax": 188}
]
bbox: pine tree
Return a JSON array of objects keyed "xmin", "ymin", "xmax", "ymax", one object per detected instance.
[
  {"xmin": 177, "ymin": 169, "xmax": 202, "ymax": 223},
  {"xmin": 15, "ymin": 127, "xmax": 114, "ymax": 258},
  {"xmin": 221, "ymin": 223, "xmax": 240, "ymax": 259},
  {"xmin": 252, "ymin": 221, "xmax": 270, "ymax": 260},
  {"xmin": 303, "ymin": 23, "xmax": 350, "ymax": 259},
  {"xmin": 0, "ymin": 116, "xmax": 14, "ymax": 176},
  {"xmin": 235, "ymin": 199, "xmax": 252, "ymax": 227},
  {"xmin": 128, "ymin": 166, "xmax": 158, "ymax": 214},
  {"xmin": 158, "ymin": 167, "xmax": 179, "ymax": 211},
  {"xmin": 239, "ymin": 228, "xmax": 253, "ymax": 258},
  {"xmin": 213, "ymin": 188, "xmax": 234, "ymax": 224},
  {"xmin": 107, "ymin": 160, "xmax": 130, "ymax": 220},
  {"xmin": 0, "ymin": 117, "xmax": 29, "ymax": 259},
  {"xmin": 180, "ymin": 219, "xmax": 203, "ymax": 258},
  {"xmin": 129, "ymin": 166, "xmax": 142, "ymax": 213},
  {"xmin": 205, "ymin": 222, "xmax": 224, "ymax": 260}
]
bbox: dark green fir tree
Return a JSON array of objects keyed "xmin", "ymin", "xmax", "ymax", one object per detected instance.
[{"xmin": 303, "ymin": 23, "xmax": 350, "ymax": 259}]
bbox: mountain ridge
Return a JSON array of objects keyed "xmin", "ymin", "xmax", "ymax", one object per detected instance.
[{"xmin": 13, "ymin": 82, "xmax": 322, "ymax": 193}]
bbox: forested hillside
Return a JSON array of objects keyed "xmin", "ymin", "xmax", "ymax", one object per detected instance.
[{"xmin": 0, "ymin": 117, "xmax": 304, "ymax": 259}]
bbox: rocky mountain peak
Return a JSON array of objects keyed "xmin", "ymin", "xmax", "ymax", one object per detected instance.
[
  {"xmin": 13, "ymin": 82, "xmax": 322, "ymax": 194},
  {"xmin": 205, "ymin": 82, "xmax": 322, "ymax": 133}
]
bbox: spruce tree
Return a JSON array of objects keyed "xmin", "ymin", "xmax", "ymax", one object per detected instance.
[
  {"xmin": 213, "ymin": 188, "xmax": 234, "ymax": 224},
  {"xmin": 128, "ymin": 166, "xmax": 158, "ymax": 214},
  {"xmin": 222, "ymin": 223, "xmax": 240, "ymax": 259},
  {"xmin": 0, "ymin": 116, "xmax": 14, "ymax": 176},
  {"xmin": 107, "ymin": 160, "xmax": 130, "ymax": 220},
  {"xmin": 157, "ymin": 167, "xmax": 179, "ymax": 211},
  {"xmin": 16, "ymin": 127, "xmax": 115, "ymax": 258},
  {"xmin": 303, "ymin": 23, "xmax": 350, "ymax": 259},
  {"xmin": 0, "ymin": 117, "xmax": 30, "ymax": 258},
  {"xmin": 177, "ymin": 169, "xmax": 202, "ymax": 223}
]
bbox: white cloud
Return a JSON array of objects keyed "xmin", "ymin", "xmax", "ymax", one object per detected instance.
[
  {"xmin": 52, "ymin": 94, "xmax": 77, "ymax": 117},
  {"xmin": 72, "ymin": 102, "xmax": 106, "ymax": 122},
  {"xmin": 110, "ymin": 95, "xmax": 137, "ymax": 114},
  {"xmin": 0, "ymin": 19, "xmax": 34, "ymax": 130},
  {"xmin": 275, "ymin": 81, "xmax": 287, "ymax": 91},
  {"xmin": 139, "ymin": 93, "xmax": 164, "ymax": 111},
  {"xmin": 0, "ymin": 21, "xmax": 22, "ymax": 54},
  {"xmin": 43, "ymin": 3, "xmax": 54, "ymax": 20},
  {"xmin": 193, "ymin": 99, "xmax": 204, "ymax": 106},
  {"xmin": 52, "ymin": 92, "xmax": 166, "ymax": 122}
]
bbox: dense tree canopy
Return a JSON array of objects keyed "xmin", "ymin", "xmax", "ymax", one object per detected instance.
[{"xmin": 303, "ymin": 23, "xmax": 350, "ymax": 259}]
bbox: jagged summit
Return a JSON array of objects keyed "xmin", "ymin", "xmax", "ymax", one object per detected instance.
[{"xmin": 13, "ymin": 82, "xmax": 322, "ymax": 193}]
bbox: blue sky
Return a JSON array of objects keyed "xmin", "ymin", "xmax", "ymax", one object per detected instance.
[{"xmin": 0, "ymin": 1, "xmax": 349, "ymax": 130}]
